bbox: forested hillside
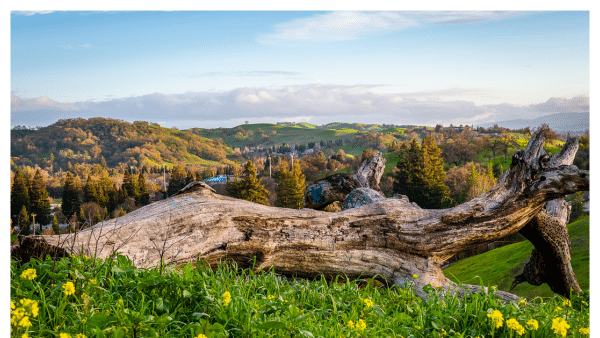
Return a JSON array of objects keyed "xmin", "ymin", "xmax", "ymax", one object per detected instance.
[{"xmin": 11, "ymin": 118, "xmax": 242, "ymax": 172}]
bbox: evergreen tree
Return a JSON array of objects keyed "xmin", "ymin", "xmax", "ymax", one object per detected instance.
[
  {"xmin": 18, "ymin": 206, "xmax": 30, "ymax": 234},
  {"xmin": 78, "ymin": 207, "xmax": 87, "ymax": 228},
  {"xmin": 275, "ymin": 159, "xmax": 306, "ymax": 209},
  {"xmin": 119, "ymin": 208, "xmax": 126, "ymax": 217},
  {"xmin": 30, "ymin": 169, "xmax": 52, "ymax": 225},
  {"xmin": 122, "ymin": 170, "xmax": 139, "ymax": 201},
  {"xmin": 137, "ymin": 171, "xmax": 150, "ymax": 206},
  {"xmin": 393, "ymin": 137, "xmax": 453, "ymax": 209},
  {"xmin": 11, "ymin": 169, "xmax": 30, "ymax": 225},
  {"xmin": 52, "ymin": 214, "xmax": 59, "ymax": 234},
  {"xmin": 167, "ymin": 165, "xmax": 186, "ymax": 197},
  {"xmin": 100, "ymin": 156, "xmax": 107, "ymax": 168},
  {"xmin": 62, "ymin": 172, "xmax": 81, "ymax": 219},
  {"xmin": 185, "ymin": 169, "xmax": 195, "ymax": 185},
  {"xmin": 230, "ymin": 159, "xmax": 269, "ymax": 205},
  {"xmin": 83, "ymin": 174, "xmax": 99, "ymax": 204},
  {"xmin": 94, "ymin": 211, "xmax": 103, "ymax": 225}
]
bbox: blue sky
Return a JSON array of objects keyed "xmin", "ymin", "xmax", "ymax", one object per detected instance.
[{"xmin": 10, "ymin": 10, "xmax": 590, "ymax": 129}]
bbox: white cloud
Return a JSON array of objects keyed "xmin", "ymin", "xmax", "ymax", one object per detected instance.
[
  {"xmin": 257, "ymin": 11, "xmax": 528, "ymax": 45},
  {"xmin": 12, "ymin": 11, "xmax": 54, "ymax": 16},
  {"xmin": 10, "ymin": 87, "xmax": 588, "ymax": 130},
  {"xmin": 257, "ymin": 11, "xmax": 419, "ymax": 44}
]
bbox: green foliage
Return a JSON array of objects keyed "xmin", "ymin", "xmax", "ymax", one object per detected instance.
[
  {"xmin": 393, "ymin": 136, "xmax": 453, "ymax": 208},
  {"xmin": 52, "ymin": 214, "xmax": 59, "ymax": 234},
  {"xmin": 11, "ymin": 169, "xmax": 30, "ymax": 225},
  {"xmin": 275, "ymin": 159, "xmax": 306, "ymax": 209},
  {"xmin": 166, "ymin": 165, "xmax": 186, "ymax": 197},
  {"xmin": 18, "ymin": 205, "xmax": 30, "ymax": 233},
  {"xmin": 62, "ymin": 172, "xmax": 81, "ymax": 219},
  {"xmin": 29, "ymin": 169, "xmax": 52, "ymax": 226},
  {"xmin": 227, "ymin": 159, "xmax": 269, "ymax": 205},
  {"xmin": 11, "ymin": 253, "xmax": 590, "ymax": 337},
  {"xmin": 138, "ymin": 171, "xmax": 151, "ymax": 206}
]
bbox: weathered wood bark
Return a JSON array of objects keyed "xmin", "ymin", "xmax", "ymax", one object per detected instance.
[
  {"xmin": 13, "ymin": 130, "xmax": 588, "ymax": 301},
  {"xmin": 511, "ymin": 135, "xmax": 584, "ymax": 297}
]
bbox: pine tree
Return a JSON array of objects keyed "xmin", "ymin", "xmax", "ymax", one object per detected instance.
[
  {"xmin": 167, "ymin": 165, "xmax": 186, "ymax": 197},
  {"xmin": 52, "ymin": 214, "xmax": 59, "ymax": 234},
  {"xmin": 18, "ymin": 205, "xmax": 30, "ymax": 234},
  {"xmin": 422, "ymin": 135, "xmax": 453, "ymax": 208},
  {"xmin": 62, "ymin": 172, "xmax": 81, "ymax": 219},
  {"xmin": 122, "ymin": 170, "xmax": 139, "ymax": 201},
  {"xmin": 83, "ymin": 174, "xmax": 99, "ymax": 204},
  {"xmin": 275, "ymin": 159, "xmax": 306, "ymax": 209},
  {"xmin": 100, "ymin": 156, "xmax": 107, "ymax": 168},
  {"xmin": 138, "ymin": 171, "xmax": 150, "ymax": 206},
  {"xmin": 30, "ymin": 169, "xmax": 52, "ymax": 225},
  {"xmin": 232, "ymin": 159, "xmax": 269, "ymax": 205},
  {"xmin": 11, "ymin": 169, "xmax": 30, "ymax": 225}
]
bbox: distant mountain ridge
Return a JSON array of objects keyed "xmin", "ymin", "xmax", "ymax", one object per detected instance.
[{"xmin": 479, "ymin": 112, "xmax": 589, "ymax": 133}]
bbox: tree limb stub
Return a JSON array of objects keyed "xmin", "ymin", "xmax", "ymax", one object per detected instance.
[{"xmin": 14, "ymin": 130, "xmax": 588, "ymax": 302}]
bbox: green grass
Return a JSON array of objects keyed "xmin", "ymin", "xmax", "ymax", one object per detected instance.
[
  {"xmin": 444, "ymin": 216, "xmax": 589, "ymax": 300},
  {"xmin": 11, "ymin": 252, "xmax": 590, "ymax": 337}
]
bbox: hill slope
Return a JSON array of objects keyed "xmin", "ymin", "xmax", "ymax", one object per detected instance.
[
  {"xmin": 11, "ymin": 117, "xmax": 241, "ymax": 171},
  {"xmin": 443, "ymin": 216, "xmax": 589, "ymax": 299}
]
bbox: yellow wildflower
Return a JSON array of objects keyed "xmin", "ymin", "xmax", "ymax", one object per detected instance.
[
  {"xmin": 18, "ymin": 316, "xmax": 32, "ymax": 328},
  {"xmin": 75, "ymin": 334, "xmax": 86, "ymax": 338},
  {"xmin": 63, "ymin": 281, "xmax": 75, "ymax": 296},
  {"xmin": 19, "ymin": 299, "xmax": 39, "ymax": 317},
  {"xmin": 222, "ymin": 291, "xmax": 231, "ymax": 306},
  {"xmin": 582, "ymin": 300, "xmax": 588, "ymax": 306},
  {"xmin": 356, "ymin": 319, "xmax": 366, "ymax": 331},
  {"xmin": 195, "ymin": 334, "xmax": 207, "ymax": 338},
  {"xmin": 526, "ymin": 319, "xmax": 538, "ymax": 330},
  {"xmin": 117, "ymin": 299, "xmax": 124, "ymax": 306},
  {"xmin": 267, "ymin": 295, "xmax": 276, "ymax": 300},
  {"xmin": 412, "ymin": 274, "xmax": 419, "ymax": 279},
  {"xmin": 579, "ymin": 328, "xmax": 590, "ymax": 335},
  {"xmin": 83, "ymin": 255, "xmax": 89, "ymax": 260},
  {"xmin": 519, "ymin": 299, "xmax": 527, "ymax": 305},
  {"xmin": 22, "ymin": 334, "xmax": 30, "ymax": 338},
  {"xmin": 506, "ymin": 318, "xmax": 525, "ymax": 336},
  {"xmin": 440, "ymin": 328, "xmax": 447, "ymax": 336},
  {"xmin": 562, "ymin": 299, "xmax": 571, "ymax": 307},
  {"xmin": 415, "ymin": 325, "xmax": 421, "ymax": 330},
  {"xmin": 20, "ymin": 268, "xmax": 37, "ymax": 280},
  {"xmin": 363, "ymin": 298, "xmax": 374, "ymax": 307},
  {"xmin": 59, "ymin": 334, "xmax": 72, "ymax": 338},
  {"xmin": 347, "ymin": 320, "xmax": 355, "ymax": 329},
  {"xmin": 551, "ymin": 317, "xmax": 570, "ymax": 337},
  {"xmin": 11, "ymin": 300, "xmax": 15, "ymax": 310},
  {"xmin": 487, "ymin": 310, "xmax": 503, "ymax": 328},
  {"xmin": 90, "ymin": 279, "xmax": 97, "ymax": 285},
  {"xmin": 555, "ymin": 306, "xmax": 562, "ymax": 312}
]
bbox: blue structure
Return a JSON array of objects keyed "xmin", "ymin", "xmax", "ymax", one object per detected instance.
[{"xmin": 203, "ymin": 175, "xmax": 228, "ymax": 185}]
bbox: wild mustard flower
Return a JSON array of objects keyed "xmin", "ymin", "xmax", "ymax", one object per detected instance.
[
  {"xmin": 195, "ymin": 334, "xmax": 207, "ymax": 338},
  {"xmin": 519, "ymin": 299, "xmax": 527, "ymax": 306},
  {"xmin": 412, "ymin": 274, "xmax": 419, "ymax": 279},
  {"xmin": 582, "ymin": 301, "xmax": 589, "ymax": 306},
  {"xmin": 356, "ymin": 319, "xmax": 366, "ymax": 331},
  {"xmin": 487, "ymin": 310, "xmax": 504, "ymax": 328},
  {"xmin": 21, "ymin": 333, "xmax": 30, "ymax": 338},
  {"xmin": 63, "ymin": 282, "xmax": 76, "ymax": 296},
  {"xmin": 363, "ymin": 298, "xmax": 374, "ymax": 307},
  {"xmin": 75, "ymin": 334, "xmax": 86, "ymax": 338},
  {"xmin": 59, "ymin": 333, "xmax": 72, "ymax": 338},
  {"xmin": 89, "ymin": 278, "xmax": 97, "ymax": 285},
  {"xmin": 222, "ymin": 291, "xmax": 231, "ymax": 306},
  {"xmin": 18, "ymin": 315, "xmax": 32, "ymax": 328},
  {"xmin": 555, "ymin": 306, "xmax": 562, "ymax": 312},
  {"xmin": 506, "ymin": 318, "xmax": 525, "ymax": 336},
  {"xmin": 526, "ymin": 319, "xmax": 539, "ymax": 330},
  {"xmin": 562, "ymin": 299, "xmax": 572, "ymax": 307},
  {"xmin": 551, "ymin": 317, "xmax": 570, "ymax": 337},
  {"xmin": 267, "ymin": 295, "xmax": 276, "ymax": 300},
  {"xmin": 347, "ymin": 320, "xmax": 355, "ymax": 329},
  {"xmin": 20, "ymin": 268, "xmax": 37, "ymax": 280},
  {"xmin": 19, "ymin": 299, "xmax": 39, "ymax": 318},
  {"xmin": 579, "ymin": 328, "xmax": 590, "ymax": 335},
  {"xmin": 11, "ymin": 300, "xmax": 15, "ymax": 310}
]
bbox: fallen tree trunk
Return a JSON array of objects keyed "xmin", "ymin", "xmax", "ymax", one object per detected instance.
[{"xmin": 13, "ymin": 129, "xmax": 588, "ymax": 301}]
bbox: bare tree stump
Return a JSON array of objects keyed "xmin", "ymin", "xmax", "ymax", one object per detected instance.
[{"xmin": 14, "ymin": 130, "xmax": 588, "ymax": 301}]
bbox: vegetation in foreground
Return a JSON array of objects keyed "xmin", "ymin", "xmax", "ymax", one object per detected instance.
[{"xmin": 11, "ymin": 253, "xmax": 589, "ymax": 337}]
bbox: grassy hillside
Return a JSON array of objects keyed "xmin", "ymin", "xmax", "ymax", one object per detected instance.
[{"xmin": 444, "ymin": 216, "xmax": 589, "ymax": 299}]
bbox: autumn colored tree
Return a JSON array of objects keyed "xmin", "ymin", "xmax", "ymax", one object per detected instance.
[
  {"xmin": 167, "ymin": 165, "xmax": 186, "ymax": 197},
  {"xmin": 83, "ymin": 174, "xmax": 99, "ymax": 204}
]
